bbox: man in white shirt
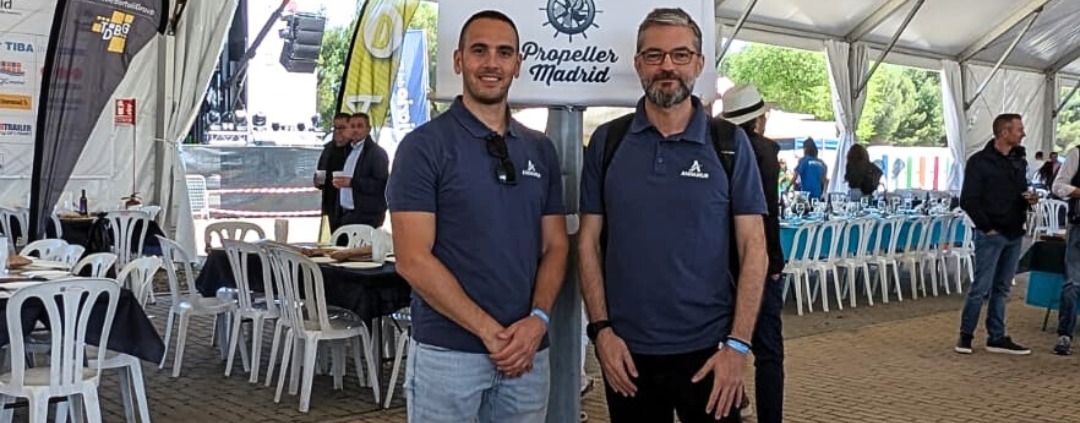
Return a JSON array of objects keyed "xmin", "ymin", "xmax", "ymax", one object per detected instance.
[{"xmin": 1053, "ymin": 147, "xmax": 1080, "ymax": 355}]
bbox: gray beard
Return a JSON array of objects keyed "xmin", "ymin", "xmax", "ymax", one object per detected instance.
[{"xmin": 644, "ymin": 78, "xmax": 694, "ymax": 108}]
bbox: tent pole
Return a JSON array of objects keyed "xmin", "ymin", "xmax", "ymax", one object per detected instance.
[
  {"xmin": 543, "ymin": 106, "xmax": 583, "ymax": 423},
  {"xmin": 1055, "ymin": 77, "xmax": 1080, "ymax": 118},
  {"xmin": 964, "ymin": 9, "xmax": 1042, "ymax": 111},
  {"xmin": 715, "ymin": 0, "xmax": 758, "ymax": 69},
  {"xmin": 853, "ymin": 0, "xmax": 925, "ymax": 99}
]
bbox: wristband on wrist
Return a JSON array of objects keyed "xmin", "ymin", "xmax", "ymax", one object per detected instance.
[
  {"xmin": 724, "ymin": 337, "xmax": 752, "ymax": 355},
  {"xmin": 530, "ymin": 308, "xmax": 550, "ymax": 326}
]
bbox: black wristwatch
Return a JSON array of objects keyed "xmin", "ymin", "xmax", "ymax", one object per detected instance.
[{"xmin": 586, "ymin": 320, "xmax": 613, "ymax": 341}]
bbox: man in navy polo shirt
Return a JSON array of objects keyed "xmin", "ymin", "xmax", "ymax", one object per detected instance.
[
  {"xmin": 579, "ymin": 8, "xmax": 767, "ymax": 423},
  {"xmin": 386, "ymin": 10, "xmax": 569, "ymax": 423}
]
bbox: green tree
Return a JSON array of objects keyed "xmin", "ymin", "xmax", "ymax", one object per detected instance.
[
  {"xmin": 315, "ymin": 2, "xmax": 442, "ymax": 131},
  {"xmin": 1057, "ymin": 86, "xmax": 1080, "ymax": 152},
  {"xmin": 723, "ymin": 44, "xmax": 834, "ymax": 120},
  {"xmin": 858, "ymin": 64, "xmax": 944, "ymax": 146},
  {"xmin": 316, "ymin": 26, "xmax": 350, "ymax": 132}
]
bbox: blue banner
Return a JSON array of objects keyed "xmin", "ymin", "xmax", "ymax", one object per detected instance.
[{"xmin": 386, "ymin": 29, "xmax": 429, "ymax": 157}]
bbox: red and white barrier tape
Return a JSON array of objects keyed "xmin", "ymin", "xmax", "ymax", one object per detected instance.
[
  {"xmin": 206, "ymin": 208, "xmax": 320, "ymax": 217},
  {"xmin": 209, "ymin": 187, "xmax": 319, "ymax": 195}
]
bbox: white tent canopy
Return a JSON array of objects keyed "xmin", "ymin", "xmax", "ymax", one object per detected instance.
[{"xmin": 714, "ymin": 0, "xmax": 1080, "ymax": 188}]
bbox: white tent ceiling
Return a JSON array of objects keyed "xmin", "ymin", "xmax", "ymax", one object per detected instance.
[{"xmin": 715, "ymin": 0, "xmax": 1080, "ymax": 78}]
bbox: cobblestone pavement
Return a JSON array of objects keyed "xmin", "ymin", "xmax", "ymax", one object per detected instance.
[{"xmin": 8, "ymin": 272, "xmax": 1076, "ymax": 423}]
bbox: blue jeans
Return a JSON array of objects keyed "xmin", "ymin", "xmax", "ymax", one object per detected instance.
[
  {"xmin": 1056, "ymin": 225, "xmax": 1080, "ymax": 337},
  {"xmin": 751, "ymin": 277, "xmax": 784, "ymax": 423},
  {"xmin": 959, "ymin": 231, "xmax": 1023, "ymax": 340},
  {"xmin": 405, "ymin": 339, "xmax": 550, "ymax": 423}
]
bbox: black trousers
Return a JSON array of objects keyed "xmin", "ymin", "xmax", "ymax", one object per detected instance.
[
  {"xmin": 751, "ymin": 276, "xmax": 786, "ymax": 423},
  {"xmin": 603, "ymin": 347, "xmax": 741, "ymax": 423}
]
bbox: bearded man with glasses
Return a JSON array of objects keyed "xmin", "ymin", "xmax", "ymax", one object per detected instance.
[{"xmin": 386, "ymin": 10, "xmax": 569, "ymax": 423}]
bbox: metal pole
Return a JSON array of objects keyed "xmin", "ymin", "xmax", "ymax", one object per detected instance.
[
  {"xmin": 1055, "ymin": 78, "xmax": 1080, "ymax": 118},
  {"xmin": 544, "ymin": 106, "xmax": 583, "ymax": 423},
  {"xmin": 965, "ymin": 9, "xmax": 1042, "ymax": 110},
  {"xmin": 854, "ymin": 0, "xmax": 925, "ymax": 99},
  {"xmin": 715, "ymin": 0, "xmax": 758, "ymax": 68}
]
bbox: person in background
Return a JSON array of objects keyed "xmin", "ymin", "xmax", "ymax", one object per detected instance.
[
  {"xmin": 844, "ymin": 144, "xmax": 883, "ymax": 201},
  {"xmin": 1052, "ymin": 145, "xmax": 1080, "ymax": 355},
  {"xmin": 957, "ymin": 113, "xmax": 1038, "ymax": 356},
  {"xmin": 334, "ymin": 112, "xmax": 389, "ymax": 228},
  {"xmin": 1051, "ymin": 151, "xmax": 1062, "ymax": 176},
  {"xmin": 315, "ymin": 112, "xmax": 351, "ymax": 232},
  {"xmin": 1029, "ymin": 151, "xmax": 1045, "ymax": 184},
  {"xmin": 795, "ymin": 140, "xmax": 828, "ymax": 199},
  {"xmin": 1037, "ymin": 160, "xmax": 1058, "ymax": 194},
  {"xmin": 721, "ymin": 83, "xmax": 785, "ymax": 423},
  {"xmin": 778, "ymin": 159, "xmax": 793, "ymax": 194}
]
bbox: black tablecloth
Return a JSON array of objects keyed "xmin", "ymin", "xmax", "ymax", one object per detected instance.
[
  {"xmin": 1017, "ymin": 240, "xmax": 1067, "ymax": 275},
  {"xmin": 0, "ymin": 288, "xmax": 164, "ymax": 363},
  {"xmin": 194, "ymin": 249, "xmax": 411, "ymax": 322}
]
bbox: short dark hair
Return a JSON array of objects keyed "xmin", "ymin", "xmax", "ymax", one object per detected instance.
[
  {"xmin": 803, "ymin": 138, "xmax": 819, "ymax": 158},
  {"xmin": 992, "ymin": 113, "xmax": 1021, "ymax": 137},
  {"xmin": 1050, "ymin": 151, "xmax": 1059, "ymax": 158},
  {"xmin": 458, "ymin": 10, "xmax": 519, "ymax": 51},
  {"xmin": 1035, "ymin": 151, "xmax": 1045, "ymax": 159},
  {"xmin": 333, "ymin": 112, "xmax": 350, "ymax": 121},
  {"xmin": 349, "ymin": 112, "xmax": 370, "ymax": 125},
  {"xmin": 637, "ymin": 8, "xmax": 702, "ymax": 54}
]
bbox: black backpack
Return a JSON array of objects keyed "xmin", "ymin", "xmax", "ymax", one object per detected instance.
[{"xmin": 598, "ymin": 113, "xmax": 744, "ymax": 277}]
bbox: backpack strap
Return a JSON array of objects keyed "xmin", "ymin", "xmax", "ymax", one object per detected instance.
[
  {"xmin": 598, "ymin": 114, "xmax": 635, "ymax": 251},
  {"xmin": 708, "ymin": 118, "xmax": 738, "ymax": 182}
]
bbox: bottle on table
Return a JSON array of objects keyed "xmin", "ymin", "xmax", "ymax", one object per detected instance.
[{"xmin": 79, "ymin": 190, "xmax": 88, "ymax": 216}]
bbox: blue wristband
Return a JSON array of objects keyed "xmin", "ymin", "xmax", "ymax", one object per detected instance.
[
  {"xmin": 724, "ymin": 337, "xmax": 751, "ymax": 355},
  {"xmin": 530, "ymin": 308, "xmax": 550, "ymax": 326}
]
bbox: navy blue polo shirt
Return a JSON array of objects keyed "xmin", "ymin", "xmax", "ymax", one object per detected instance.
[
  {"xmin": 580, "ymin": 97, "xmax": 766, "ymax": 355},
  {"xmin": 386, "ymin": 97, "xmax": 565, "ymax": 353}
]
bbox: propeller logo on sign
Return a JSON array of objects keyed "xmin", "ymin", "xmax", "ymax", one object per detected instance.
[{"xmin": 542, "ymin": 0, "xmax": 599, "ymax": 42}]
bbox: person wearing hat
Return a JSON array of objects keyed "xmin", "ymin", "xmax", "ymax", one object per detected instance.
[
  {"xmin": 578, "ymin": 8, "xmax": 767, "ymax": 422},
  {"xmin": 721, "ymin": 83, "xmax": 785, "ymax": 423}
]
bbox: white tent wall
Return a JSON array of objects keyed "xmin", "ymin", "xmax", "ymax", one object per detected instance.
[
  {"xmin": 824, "ymin": 40, "xmax": 869, "ymax": 194},
  {"xmin": 963, "ymin": 64, "xmax": 1050, "ymax": 166},
  {"xmin": 158, "ymin": 0, "xmax": 241, "ymax": 259},
  {"xmin": 941, "ymin": 60, "xmax": 966, "ymax": 192}
]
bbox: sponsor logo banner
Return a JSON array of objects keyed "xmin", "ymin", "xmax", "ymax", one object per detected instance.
[{"xmin": 0, "ymin": 93, "xmax": 30, "ymax": 109}]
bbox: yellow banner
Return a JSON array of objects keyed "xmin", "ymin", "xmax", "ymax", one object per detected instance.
[
  {"xmin": 0, "ymin": 94, "xmax": 32, "ymax": 110},
  {"xmin": 338, "ymin": 0, "xmax": 420, "ymax": 127}
]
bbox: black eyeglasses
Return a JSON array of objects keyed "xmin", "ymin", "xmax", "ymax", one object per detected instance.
[
  {"xmin": 485, "ymin": 133, "xmax": 517, "ymax": 185},
  {"xmin": 636, "ymin": 48, "xmax": 700, "ymax": 65}
]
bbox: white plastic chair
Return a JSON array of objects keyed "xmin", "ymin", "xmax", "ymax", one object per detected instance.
[
  {"xmin": 868, "ymin": 216, "xmax": 906, "ymax": 304},
  {"xmin": 204, "ymin": 221, "xmax": 265, "ymax": 253},
  {"xmin": 92, "ymin": 259, "xmax": 160, "ymax": 423},
  {"xmin": 129, "ymin": 205, "xmax": 161, "ymax": 222},
  {"xmin": 18, "ymin": 239, "xmax": 68, "ymax": 261},
  {"xmin": 0, "ymin": 278, "xmax": 119, "ymax": 423},
  {"xmin": 945, "ymin": 214, "xmax": 975, "ymax": 294},
  {"xmin": 72, "ymin": 253, "xmax": 118, "ymax": 278},
  {"xmin": 49, "ymin": 213, "xmax": 63, "ymax": 239},
  {"xmin": 118, "ymin": 256, "xmax": 162, "ymax": 309},
  {"xmin": 58, "ymin": 244, "xmax": 86, "ymax": 270},
  {"xmin": 1035, "ymin": 199, "xmax": 1068, "ymax": 237},
  {"xmin": 0, "ymin": 207, "xmax": 28, "ymax": 250},
  {"xmin": 781, "ymin": 221, "xmax": 820, "ymax": 316},
  {"xmin": 157, "ymin": 236, "xmax": 237, "ymax": 378},
  {"xmin": 222, "ymin": 240, "xmax": 280, "ymax": 384},
  {"xmin": 835, "ymin": 218, "xmax": 877, "ymax": 308},
  {"xmin": 383, "ymin": 308, "xmax": 411, "ymax": 409},
  {"xmin": 805, "ymin": 220, "xmax": 846, "ymax": 312},
  {"xmin": 268, "ymin": 248, "xmax": 379, "ymax": 412},
  {"xmin": 330, "ymin": 224, "xmax": 392, "ymax": 261},
  {"xmin": 104, "ymin": 211, "xmax": 151, "ymax": 267}
]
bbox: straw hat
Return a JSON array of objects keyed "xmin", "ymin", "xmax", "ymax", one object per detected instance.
[{"xmin": 720, "ymin": 83, "xmax": 772, "ymax": 125}]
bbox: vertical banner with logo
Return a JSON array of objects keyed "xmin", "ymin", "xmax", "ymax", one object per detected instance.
[
  {"xmin": 29, "ymin": 0, "xmax": 166, "ymax": 239},
  {"xmin": 435, "ymin": 0, "xmax": 717, "ymax": 107},
  {"xmin": 336, "ymin": 0, "xmax": 420, "ymax": 128},
  {"xmin": 0, "ymin": 0, "xmax": 54, "ymax": 183},
  {"xmin": 385, "ymin": 29, "xmax": 430, "ymax": 160}
]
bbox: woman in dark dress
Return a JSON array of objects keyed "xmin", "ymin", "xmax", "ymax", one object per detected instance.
[{"xmin": 844, "ymin": 144, "xmax": 882, "ymax": 200}]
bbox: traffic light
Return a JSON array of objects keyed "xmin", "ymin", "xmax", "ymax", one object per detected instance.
[{"xmin": 279, "ymin": 13, "xmax": 326, "ymax": 73}]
